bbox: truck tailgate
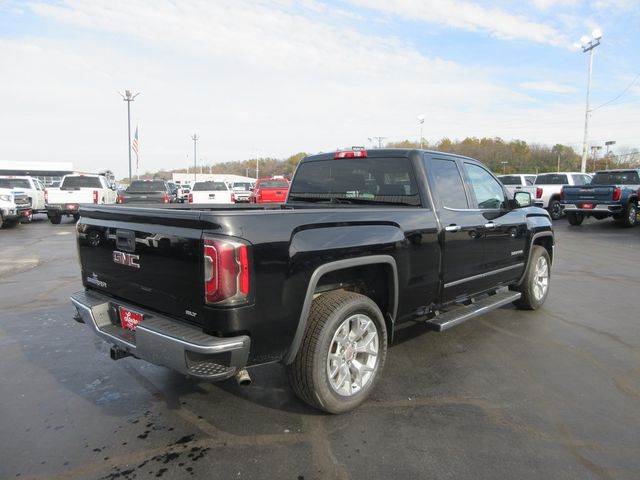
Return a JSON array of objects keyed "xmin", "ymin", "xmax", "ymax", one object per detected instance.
[
  {"xmin": 49, "ymin": 189, "xmax": 94, "ymax": 204},
  {"xmin": 77, "ymin": 207, "xmax": 204, "ymax": 325},
  {"xmin": 563, "ymin": 186, "xmax": 614, "ymax": 203}
]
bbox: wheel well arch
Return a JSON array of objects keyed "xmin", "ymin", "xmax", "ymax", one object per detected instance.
[
  {"xmin": 533, "ymin": 234, "xmax": 554, "ymax": 265},
  {"xmin": 283, "ymin": 255, "xmax": 398, "ymax": 364}
]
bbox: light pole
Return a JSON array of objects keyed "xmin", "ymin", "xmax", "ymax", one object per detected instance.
[
  {"xmin": 590, "ymin": 145, "xmax": 602, "ymax": 172},
  {"xmin": 605, "ymin": 140, "xmax": 616, "ymax": 169},
  {"xmin": 119, "ymin": 90, "xmax": 140, "ymax": 182},
  {"xmin": 576, "ymin": 29, "xmax": 602, "ymax": 174},
  {"xmin": 501, "ymin": 161, "xmax": 508, "ymax": 174},
  {"xmin": 191, "ymin": 134, "xmax": 199, "ymax": 183},
  {"xmin": 418, "ymin": 114, "xmax": 425, "ymax": 149}
]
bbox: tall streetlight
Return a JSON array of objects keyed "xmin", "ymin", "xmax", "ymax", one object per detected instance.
[
  {"xmin": 191, "ymin": 134, "xmax": 199, "ymax": 183},
  {"xmin": 418, "ymin": 114, "xmax": 425, "ymax": 149},
  {"xmin": 575, "ymin": 29, "xmax": 602, "ymax": 174},
  {"xmin": 119, "ymin": 90, "xmax": 140, "ymax": 182}
]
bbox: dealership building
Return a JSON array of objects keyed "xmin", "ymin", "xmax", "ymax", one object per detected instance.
[{"xmin": 0, "ymin": 161, "xmax": 74, "ymax": 186}]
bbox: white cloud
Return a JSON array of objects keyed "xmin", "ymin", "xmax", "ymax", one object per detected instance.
[
  {"xmin": 531, "ymin": 0, "xmax": 579, "ymax": 10},
  {"xmin": 349, "ymin": 0, "xmax": 568, "ymax": 46},
  {"xmin": 521, "ymin": 81, "xmax": 579, "ymax": 93}
]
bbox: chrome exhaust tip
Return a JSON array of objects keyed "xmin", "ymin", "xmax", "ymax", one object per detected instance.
[{"xmin": 235, "ymin": 368, "xmax": 251, "ymax": 386}]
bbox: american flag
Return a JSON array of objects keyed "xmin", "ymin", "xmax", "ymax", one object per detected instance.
[{"xmin": 132, "ymin": 126, "xmax": 140, "ymax": 168}]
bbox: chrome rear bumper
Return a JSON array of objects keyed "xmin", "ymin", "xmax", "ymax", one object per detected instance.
[{"xmin": 70, "ymin": 290, "xmax": 250, "ymax": 380}]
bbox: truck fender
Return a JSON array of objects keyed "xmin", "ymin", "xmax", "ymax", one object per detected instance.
[
  {"xmin": 283, "ymin": 255, "xmax": 398, "ymax": 364},
  {"xmin": 516, "ymin": 232, "xmax": 554, "ymax": 286}
]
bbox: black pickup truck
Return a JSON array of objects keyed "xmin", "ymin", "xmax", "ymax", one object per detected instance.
[
  {"xmin": 120, "ymin": 180, "xmax": 176, "ymax": 204},
  {"xmin": 71, "ymin": 149, "xmax": 554, "ymax": 413}
]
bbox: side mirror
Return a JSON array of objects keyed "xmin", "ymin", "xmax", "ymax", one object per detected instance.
[{"xmin": 514, "ymin": 191, "xmax": 532, "ymax": 207}]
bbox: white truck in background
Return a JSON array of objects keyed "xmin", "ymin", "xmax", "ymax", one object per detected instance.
[
  {"xmin": 45, "ymin": 173, "xmax": 117, "ymax": 224},
  {"xmin": 497, "ymin": 174, "xmax": 542, "ymax": 208},
  {"xmin": 188, "ymin": 181, "xmax": 235, "ymax": 204},
  {"xmin": 0, "ymin": 188, "xmax": 32, "ymax": 228},
  {"xmin": 534, "ymin": 172, "xmax": 592, "ymax": 220},
  {"xmin": 0, "ymin": 176, "xmax": 47, "ymax": 220}
]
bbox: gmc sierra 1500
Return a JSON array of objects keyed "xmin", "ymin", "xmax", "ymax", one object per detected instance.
[{"xmin": 71, "ymin": 148, "xmax": 554, "ymax": 413}]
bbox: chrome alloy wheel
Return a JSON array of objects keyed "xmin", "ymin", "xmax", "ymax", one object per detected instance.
[
  {"xmin": 532, "ymin": 255, "xmax": 549, "ymax": 301},
  {"xmin": 327, "ymin": 313, "xmax": 379, "ymax": 396}
]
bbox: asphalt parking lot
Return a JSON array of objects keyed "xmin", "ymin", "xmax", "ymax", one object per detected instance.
[{"xmin": 1, "ymin": 214, "xmax": 639, "ymax": 480}]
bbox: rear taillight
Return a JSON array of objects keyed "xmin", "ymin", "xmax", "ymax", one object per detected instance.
[
  {"xmin": 188, "ymin": 193, "xmax": 193, "ymax": 203},
  {"xmin": 536, "ymin": 187, "xmax": 543, "ymax": 199},
  {"xmin": 44, "ymin": 190, "xmax": 48, "ymax": 203},
  {"xmin": 203, "ymin": 237, "xmax": 251, "ymax": 305},
  {"xmin": 613, "ymin": 187, "xmax": 621, "ymax": 201},
  {"xmin": 231, "ymin": 192, "xmax": 235, "ymax": 203},
  {"xmin": 559, "ymin": 187, "xmax": 564, "ymax": 201},
  {"xmin": 117, "ymin": 194, "xmax": 124, "ymax": 204},
  {"xmin": 162, "ymin": 193, "xmax": 169, "ymax": 203},
  {"xmin": 93, "ymin": 190, "xmax": 99, "ymax": 204},
  {"xmin": 334, "ymin": 150, "xmax": 367, "ymax": 159}
]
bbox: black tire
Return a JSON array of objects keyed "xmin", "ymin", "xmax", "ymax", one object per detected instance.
[
  {"xmin": 0, "ymin": 214, "xmax": 3, "ymax": 228},
  {"xmin": 73, "ymin": 213, "xmax": 80, "ymax": 221},
  {"xmin": 547, "ymin": 199, "xmax": 563, "ymax": 220},
  {"xmin": 287, "ymin": 290, "xmax": 387, "ymax": 414},
  {"xmin": 512, "ymin": 246, "xmax": 551, "ymax": 310},
  {"xmin": 4, "ymin": 218, "xmax": 20, "ymax": 228},
  {"xmin": 49, "ymin": 213, "xmax": 62, "ymax": 224},
  {"xmin": 567, "ymin": 212, "xmax": 584, "ymax": 226},
  {"xmin": 620, "ymin": 202, "xmax": 638, "ymax": 228}
]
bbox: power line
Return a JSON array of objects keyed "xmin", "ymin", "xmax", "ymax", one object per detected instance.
[{"xmin": 592, "ymin": 72, "xmax": 640, "ymax": 111}]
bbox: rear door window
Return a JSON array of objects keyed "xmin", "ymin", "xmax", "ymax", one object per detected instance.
[
  {"xmin": 535, "ymin": 174, "xmax": 568, "ymax": 185},
  {"xmin": 427, "ymin": 158, "xmax": 468, "ymax": 209}
]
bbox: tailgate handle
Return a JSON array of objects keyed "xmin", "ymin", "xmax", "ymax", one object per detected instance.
[{"xmin": 116, "ymin": 229, "xmax": 136, "ymax": 253}]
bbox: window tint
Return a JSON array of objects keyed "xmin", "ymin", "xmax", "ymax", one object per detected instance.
[
  {"xmin": 61, "ymin": 176, "xmax": 103, "ymax": 189},
  {"xmin": 497, "ymin": 175, "xmax": 522, "ymax": 185},
  {"xmin": 572, "ymin": 174, "xmax": 587, "ymax": 186},
  {"xmin": 193, "ymin": 181, "xmax": 228, "ymax": 191},
  {"xmin": 465, "ymin": 163, "xmax": 506, "ymax": 209},
  {"xmin": 0, "ymin": 178, "xmax": 30, "ymax": 189},
  {"xmin": 535, "ymin": 174, "xmax": 568, "ymax": 185},
  {"xmin": 592, "ymin": 171, "xmax": 640, "ymax": 185},
  {"xmin": 428, "ymin": 158, "xmax": 468, "ymax": 209},
  {"xmin": 257, "ymin": 180, "xmax": 289, "ymax": 188},
  {"xmin": 290, "ymin": 157, "xmax": 420, "ymax": 206},
  {"xmin": 127, "ymin": 180, "xmax": 168, "ymax": 192}
]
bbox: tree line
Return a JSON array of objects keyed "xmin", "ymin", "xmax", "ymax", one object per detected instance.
[{"xmin": 134, "ymin": 138, "xmax": 639, "ymax": 182}]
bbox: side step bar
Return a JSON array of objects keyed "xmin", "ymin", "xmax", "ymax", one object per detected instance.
[{"xmin": 426, "ymin": 291, "xmax": 521, "ymax": 332}]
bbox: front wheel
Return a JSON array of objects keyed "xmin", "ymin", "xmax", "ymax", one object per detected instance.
[
  {"xmin": 287, "ymin": 291, "xmax": 387, "ymax": 414},
  {"xmin": 567, "ymin": 212, "xmax": 584, "ymax": 226},
  {"xmin": 512, "ymin": 246, "xmax": 551, "ymax": 310}
]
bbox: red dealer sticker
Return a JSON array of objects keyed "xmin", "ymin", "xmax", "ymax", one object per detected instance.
[{"xmin": 118, "ymin": 306, "xmax": 143, "ymax": 330}]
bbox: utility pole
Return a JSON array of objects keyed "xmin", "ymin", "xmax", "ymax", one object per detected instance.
[
  {"xmin": 418, "ymin": 115, "xmax": 425, "ymax": 149},
  {"xmin": 369, "ymin": 136, "xmax": 386, "ymax": 148},
  {"xmin": 191, "ymin": 134, "xmax": 199, "ymax": 184},
  {"xmin": 590, "ymin": 145, "xmax": 602, "ymax": 172},
  {"xmin": 576, "ymin": 30, "xmax": 602, "ymax": 174},
  {"xmin": 119, "ymin": 90, "xmax": 140, "ymax": 182}
]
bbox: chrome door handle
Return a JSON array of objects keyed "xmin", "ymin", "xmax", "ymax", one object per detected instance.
[
  {"xmin": 445, "ymin": 225, "xmax": 462, "ymax": 232},
  {"xmin": 484, "ymin": 222, "xmax": 496, "ymax": 230}
]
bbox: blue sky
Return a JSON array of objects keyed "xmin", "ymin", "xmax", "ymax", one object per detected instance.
[{"xmin": 1, "ymin": 0, "xmax": 638, "ymax": 178}]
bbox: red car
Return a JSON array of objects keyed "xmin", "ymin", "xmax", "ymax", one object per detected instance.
[{"xmin": 250, "ymin": 177, "xmax": 290, "ymax": 203}]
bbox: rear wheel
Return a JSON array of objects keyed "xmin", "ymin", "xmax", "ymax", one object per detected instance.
[
  {"xmin": 620, "ymin": 202, "xmax": 638, "ymax": 228},
  {"xmin": 548, "ymin": 199, "xmax": 563, "ymax": 220},
  {"xmin": 49, "ymin": 213, "xmax": 62, "ymax": 224},
  {"xmin": 567, "ymin": 212, "xmax": 584, "ymax": 226},
  {"xmin": 512, "ymin": 246, "xmax": 550, "ymax": 310},
  {"xmin": 73, "ymin": 213, "xmax": 80, "ymax": 221},
  {"xmin": 4, "ymin": 218, "xmax": 20, "ymax": 228},
  {"xmin": 287, "ymin": 291, "xmax": 387, "ymax": 414}
]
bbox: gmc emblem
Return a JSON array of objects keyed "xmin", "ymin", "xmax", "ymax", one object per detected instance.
[{"xmin": 113, "ymin": 250, "xmax": 140, "ymax": 269}]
